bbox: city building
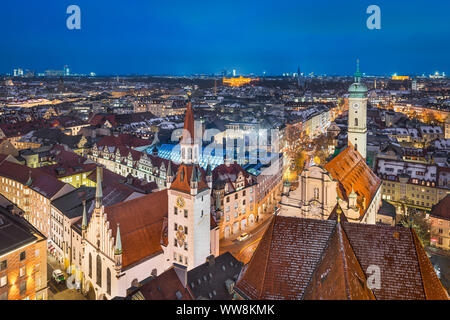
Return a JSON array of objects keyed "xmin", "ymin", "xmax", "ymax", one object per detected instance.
[
  {"xmin": 280, "ymin": 145, "xmax": 381, "ymax": 224},
  {"xmin": 0, "ymin": 208, "xmax": 47, "ymax": 300},
  {"xmin": 222, "ymin": 76, "xmax": 258, "ymax": 87},
  {"xmin": 374, "ymin": 158, "xmax": 449, "ymax": 214},
  {"xmin": 79, "ymin": 99, "xmax": 220, "ymax": 299},
  {"xmin": 430, "ymin": 195, "xmax": 450, "ymax": 250},
  {"xmin": 211, "ymin": 163, "xmax": 257, "ymax": 238},
  {"xmin": 0, "ymin": 160, "xmax": 75, "ymax": 237}
]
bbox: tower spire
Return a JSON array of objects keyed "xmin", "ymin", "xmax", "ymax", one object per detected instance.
[
  {"xmin": 115, "ymin": 223, "xmax": 122, "ymax": 255},
  {"xmin": 95, "ymin": 166, "xmax": 103, "ymax": 208},
  {"xmin": 354, "ymin": 58, "xmax": 362, "ymax": 83}
]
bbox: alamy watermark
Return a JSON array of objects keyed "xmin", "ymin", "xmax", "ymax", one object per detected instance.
[
  {"xmin": 66, "ymin": 5, "xmax": 81, "ymax": 30},
  {"xmin": 366, "ymin": 5, "xmax": 381, "ymax": 30}
]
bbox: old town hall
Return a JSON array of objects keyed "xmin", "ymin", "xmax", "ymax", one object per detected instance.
[{"xmin": 80, "ymin": 99, "xmax": 219, "ymax": 299}]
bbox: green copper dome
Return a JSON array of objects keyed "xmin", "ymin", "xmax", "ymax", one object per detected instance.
[
  {"xmin": 348, "ymin": 82, "xmax": 368, "ymax": 93},
  {"xmin": 348, "ymin": 59, "xmax": 367, "ymax": 98}
]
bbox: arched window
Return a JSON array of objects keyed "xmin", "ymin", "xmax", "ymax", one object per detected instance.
[
  {"xmin": 355, "ymin": 118, "xmax": 359, "ymax": 126},
  {"xmin": 355, "ymin": 144, "xmax": 358, "ymax": 151},
  {"xmin": 88, "ymin": 253, "xmax": 92, "ymax": 278},
  {"xmin": 313, "ymin": 188, "xmax": 319, "ymax": 200},
  {"xmin": 106, "ymin": 268, "xmax": 111, "ymax": 295},
  {"xmin": 96, "ymin": 255, "xmax": 102, "ymax": 286}
]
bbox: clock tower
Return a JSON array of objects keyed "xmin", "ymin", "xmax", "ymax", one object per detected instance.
[
  {"xmin": 167, "ymin": 97, "xmax": 212, "ymax": 270},
  {"xmin": 347, "ymin": 59, "xmax": 368, "ymax": 159}
]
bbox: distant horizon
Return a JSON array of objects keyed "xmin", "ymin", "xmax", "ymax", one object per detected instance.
[{"xmin": 1, "ymin": 70, "xmax": 447, "ymax": 79}]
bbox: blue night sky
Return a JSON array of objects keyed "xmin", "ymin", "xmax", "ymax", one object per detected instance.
[{"xmin": 0, "ymin": 0, "xmax": 449, "ymax": 76}]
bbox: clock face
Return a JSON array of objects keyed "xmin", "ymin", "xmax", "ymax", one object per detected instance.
[
  {"xmin": 176, "ymin": 226, "xmax": 186, "ymax": 247},
  {"xmin": 353, "ymin": 103, "xmax": 360, "ymax": 110},
  {"xmin": 176, "ymin": 196, "xmax": 185, "ymax": 208}
]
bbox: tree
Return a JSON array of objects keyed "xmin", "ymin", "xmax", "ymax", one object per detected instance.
[
  {"xmin": 398, "ymin": 209, "xmax": 430, "ymax": 247},
  {"xmin": 425, "ymin": 111, "xmax": 437, "ymax": 125},
  {"xmin": 292, "ymin": 149, "xmax": 306, "ymax": 175}
]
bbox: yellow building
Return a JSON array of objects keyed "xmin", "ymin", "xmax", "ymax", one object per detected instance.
[
  {"xmin": 430, "ymin": 195, "xmax": 450, "ymax": 250},
  {"xmin": 222, "ymin": 76, "xmax": 258, "ymax": 87}
]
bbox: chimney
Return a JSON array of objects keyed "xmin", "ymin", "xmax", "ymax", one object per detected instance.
[{"xmin": 206, "ymin": 255, "xmax": 215, "ymax": 267}]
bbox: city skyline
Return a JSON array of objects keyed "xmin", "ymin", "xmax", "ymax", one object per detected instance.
[{"xmin": 1, "ymin": 0, "xmax": 449, "ymax": 76}]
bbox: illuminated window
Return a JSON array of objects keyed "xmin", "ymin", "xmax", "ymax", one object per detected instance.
[
  {"xmin": 19, "ymin": 266, "xmax": 25, "ymax": 277},
  {"xmin": 0, "ymin": 275, "xmax": 7, "ymax": 287},
  {"xmin": 96, "ymin": 255, "xmax": 102, "ymax": 286},
  {"xmin": 20, "ymin": 282, "xmax": 26, "ymax": 295}
]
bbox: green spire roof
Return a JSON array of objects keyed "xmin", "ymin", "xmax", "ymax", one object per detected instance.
[
  {"xmin": 349, "ymin": 59, "xmax": 367, "ymax": 97},
  {"xmin": 354, "ymin": 58, "xmax": 362, "ymax": 82},
  {"xmin": 115, "ymin": 223, "xmax": 122, "ymax": 255}
]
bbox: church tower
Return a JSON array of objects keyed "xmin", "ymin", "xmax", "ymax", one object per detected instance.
[
  {"xmin": 167, "ymin": 97, "xmax": 211, "ymax": 270},
  {"xmin": 347, "ymin": 59, "xmax": 368, "ymax": 159}
]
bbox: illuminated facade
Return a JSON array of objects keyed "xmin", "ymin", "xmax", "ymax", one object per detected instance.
[
  {"xmin": 391, "ymin": 75, "xmax": 410, "ymax": 80},
  {"xmin": 222, "ymin": 76, "xmax": 258, "ymax": 87}
]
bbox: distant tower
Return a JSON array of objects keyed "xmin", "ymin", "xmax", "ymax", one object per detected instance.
[
  {"xmin": 167, "ymin": 96, "xmax": 211, "ymax": 270},
  {"xmin": 347, "ymin": 59, "xmax": 368, "ymax": 159},
  {"xmin": 58, "ymin": 77, "xmax": 65, "ymax": 93},
  {"xmin": 297, "ymin": 65, "xmax": 305, "ymax": 90}
]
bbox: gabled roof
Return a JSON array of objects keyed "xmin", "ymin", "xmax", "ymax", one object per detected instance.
[
  {"xmin": 235, "ymin": 215, "xmax": 449, "ymax": 300},
  {"xmin": 187, "ymin": 252, "xmax": 243, "ymax": 300},
  {"xmin": 430, "ymin": 195, "xmax": 450, "ymax": 220},
  {"xmin": 170, "ymin": 164, "xmax": 208, "ymax": 194},
  {"xmin": 125, "ymin": 267, "xmax": 192, "ymax": 300},
  {"xmin": 324, "ymin": 145, "xmax": 381, "ymax": 216},
  {"xmin": 303, "ymin": 220, "xmax": 375, "ymax": 300},
  {"xmin": 105, "ymin": 190, "xmax": 168, "ymax": 268},
  {"xmin": 0, "ymin": 161, "xmax": 71, "ymax": 199}
]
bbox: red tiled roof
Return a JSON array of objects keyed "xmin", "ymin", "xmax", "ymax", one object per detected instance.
[
  {"xmin": 105, "ymin": 190, "xmax": 168, "ymax": 268},
  {"xmin": 430, "ymin": 195, "xmax": 450, "ymax": 220},
  {"xmin": 181, "ymin": 101, "xmax": 195, "ymax": 144},
  {"xmin": 170, "ymin": 164, "xmax": 208, "ymax": 194},
  {"xmin": 235, "ymin": 215, "xmax": 449, "ymax": 300},
  {"xmin": 0, "ymin": 119, "xmax": 51, "ymax": 137},
  {"xmin": 324, "ymin": 145, "xmax": 381, "ymax": 216},
  {"xmin": 303, "ymin": 221, "xmax": 375, "ymax": 300},
  {"xmin": 89, "ymin": 114, "xmax": 117, "ymax": 127},
  {"xmin": 96, "ymin": 134, "xmax": 150, "ymax": 148},
  {"xmin": 0, "ymin": 161, "xmax": 70, "ymax": 198}
]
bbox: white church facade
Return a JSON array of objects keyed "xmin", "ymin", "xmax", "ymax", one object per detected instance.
[{"xmin": 280, "ymin": 61, "xmax": 382, "ymax": 224}]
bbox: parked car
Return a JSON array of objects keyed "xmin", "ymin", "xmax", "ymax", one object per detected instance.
[
  {"xmin": 52, "ymin": 269, "xmax": 65, "ymax": 284},
  {"xmin": 237, "ymin": 233, "xmax": 249, "ymax": 241}
]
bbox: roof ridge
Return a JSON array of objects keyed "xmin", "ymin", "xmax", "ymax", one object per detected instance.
[
  {"xmin": 301, "ymin": 221, "xmax": 339, "ymax": 299},
  {"xmin": 339, "ymin": 222, "xmax": 376, "ymax": 300},
  {"xmin": 337, "ymin": 222, "xmax": 351, "ymax": 299},
  {"xmin": 257, "ymin": 216, "xmax": 276, "ymax": 299}
]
